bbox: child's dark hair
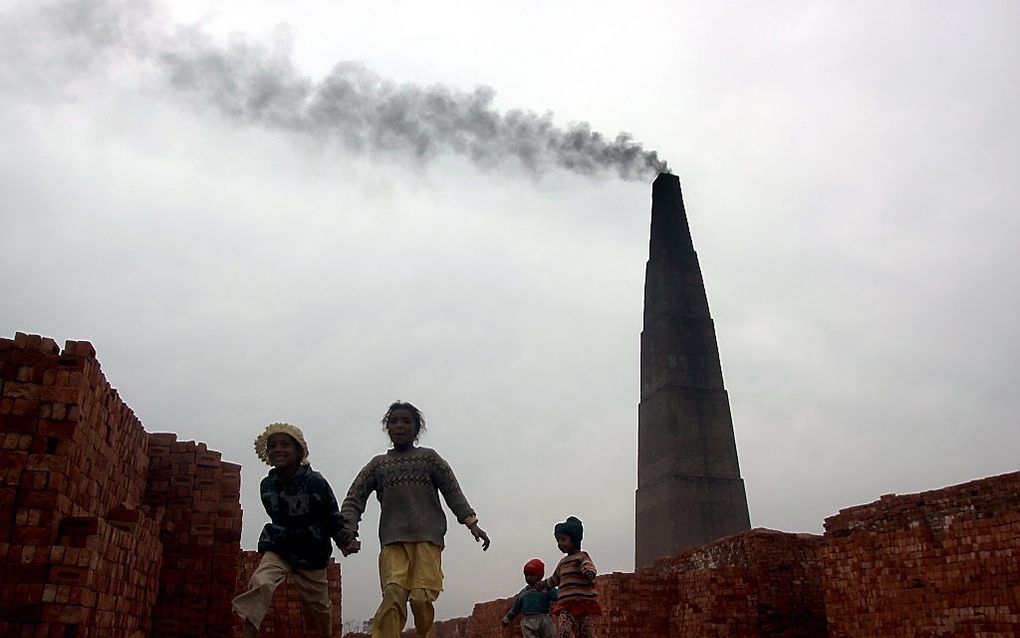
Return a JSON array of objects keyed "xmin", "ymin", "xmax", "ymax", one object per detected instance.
[{"xmin": 381, "ymin": 401, "xmax": 427, "ymax": 440}]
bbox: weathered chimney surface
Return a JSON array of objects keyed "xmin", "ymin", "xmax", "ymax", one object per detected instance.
[{"xmin": 635, "ymin": 173, "xmax": 751, "ymax": 568}]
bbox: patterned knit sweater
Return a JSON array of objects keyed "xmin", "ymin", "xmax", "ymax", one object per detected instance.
[
  {"xmin": 541, "ymin": 551, "xmax": 600, "ymax": 615},
  {"xmin": 340, "ymin": 447, "xmax": 477, "ymax": 548},
  {"xmin": 257, "ymin": 465, "xmax": 345, "ymax": 570}
]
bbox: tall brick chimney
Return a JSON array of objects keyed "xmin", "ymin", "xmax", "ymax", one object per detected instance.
[{"xmin": 635, "ymin": 173, "xmax": 751, "ymax": 567}]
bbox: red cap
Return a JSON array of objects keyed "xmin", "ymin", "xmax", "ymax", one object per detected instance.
[{"xmin": 523, "ymin": 558, "xmax": 545, "ymax": 577}]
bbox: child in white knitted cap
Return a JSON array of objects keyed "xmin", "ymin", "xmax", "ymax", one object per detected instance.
[{"xmin": 232, "ymin": 422, "xmax": 349, "ymax": 638}]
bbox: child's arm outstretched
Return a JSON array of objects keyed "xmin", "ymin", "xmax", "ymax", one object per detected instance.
[
  {"xmin": 429, "ymin": 450, "xmax": 491, "ymax": 550},
  {"xmin": 317, "ymin": 475, "xmax": 360, "ymax": 556},
  {"xmin": 580, "ymin": 552, "xmax": 597, "ymax": 580},
  {"xmin": 501, "ymin": 592, "xmax": 524, "ymax": 626},
  {"xmin": 336, "ymin": 460, "xmax": 378, "ymax": 552},
  {"xmin": 535, "ymin": 566, "xmax": 561, "ymax": 592}
]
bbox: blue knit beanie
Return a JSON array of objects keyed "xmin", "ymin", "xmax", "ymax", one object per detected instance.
[{"xmin": 554, "ymin": 516, "xmax": 583, "ymax": 546}]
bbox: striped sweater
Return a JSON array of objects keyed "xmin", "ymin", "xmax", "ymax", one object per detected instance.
[{"xmin": 541, "ymin": 551, "xmax": 601, "ymax": 616}]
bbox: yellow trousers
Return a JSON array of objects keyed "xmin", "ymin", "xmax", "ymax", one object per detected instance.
[{"xmin": 372, "ymin": 542, "xmax": 443, "ymax": 638}]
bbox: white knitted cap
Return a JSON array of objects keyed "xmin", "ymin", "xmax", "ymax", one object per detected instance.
[{"xmin": 254, "ymin": 422, "xmax": 311, "ymax": 466}]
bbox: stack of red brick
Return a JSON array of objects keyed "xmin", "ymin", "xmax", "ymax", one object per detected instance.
[
  {"xmin": 821, "ymin": 471, "xmax": 1020, "ymax": 637},
  {"xmin": 593, "ymin": 569, "xmax": 678, "ymax": 637},
  {"xmin": 463, "ymin": 597, "xmax": 515, "ymax": 638},
  {"xmin": 236, "ymin": 551, "xmax": 342, "ymax": 637},
  {"xmin": 649, "ymin": 530, "xmax": 827, "ymax": 637},
  {"xmin": 362, "ymin": 472, "xmax": 1020, "ymax": 637},
  {"xmin": 146, "ymin": 434, "xmax": 243, "ymax": 638},
  {"xmin": 0, "ymin": 332, "xmax": 343, "ymax": 637},
  {"xmin": 442, "ymin": 530, "xmax": 824, "ymax": 638},
  {"xmin": 1, "ymin": 333, "xmax": 162, "ymax": 637}
]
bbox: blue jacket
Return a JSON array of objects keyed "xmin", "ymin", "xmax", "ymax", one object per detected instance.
[{"xmin": 257, "ymin": 465, "xmax": 344, "ymax": 569}]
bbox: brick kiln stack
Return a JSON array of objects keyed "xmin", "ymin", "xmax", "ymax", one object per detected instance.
[{"xmin": 636, "ymin": 173, "xmax": 751, "ymax": 567}]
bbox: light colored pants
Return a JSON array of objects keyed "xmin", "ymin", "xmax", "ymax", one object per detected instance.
[
  {"xmin": 372, "ymin": 583, "xmax": 439, "ymax": 638},
  {"xmin": 521, "ymin": 614, "xmax": 556, "ymax": 638},
  {"xmin": 372, "ymin": 542, "xmax": 444, "ymax": 638},
  {"xmin": 231, "ymin": 551, "xmax": 331, "ymax": 637}
]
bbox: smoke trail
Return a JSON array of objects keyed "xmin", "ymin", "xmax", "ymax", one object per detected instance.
[{"xmin": 5, "ymin": 0, "xmax": 669, "ymax": 179}]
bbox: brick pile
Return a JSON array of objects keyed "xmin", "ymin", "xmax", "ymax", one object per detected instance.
[
  {"xmin": 463, "ymin": 597, "xmax": 515, "ymax": 638},
  {"xmin": 146, "ymin": 434, "xmax": 243, "ymax": 638},
  {"xmin": 654, "ymin": 529, "xmax": 827, "ymax": 637},
  {"xmin": 44, "ymin": 511, "xmax": 163, "ymax": 634},
  {"xmin": 345, "ymin": 530, "xmax": 825, "ymax": 638},
  {"xmin": 387, "ymin": 468, "xmax": 1019, "ymax": 638},
  {"xmin": 1, "ymin": 333, "xmax": 161, "ymax": 637},
  {"xmin": 592, "ymin": 570, "xmax": 676, "ymax": 637},
  {"xmin": 820, "ymin": 470, "xmax": 1020, "ymax": 637},
  {"xmin": 0, "ymin": 332, "xmax": 342, "ymax": 637}
]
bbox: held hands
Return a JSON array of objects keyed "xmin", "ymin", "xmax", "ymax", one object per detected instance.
[
  {"xmin": 335, "ymin": 528, "xmax": 356, "ymax": 546},
  {"xmin": 339, "ymin": 539, "xmax": 361, "ymax": 557},
  {"xmin": 335, "ymin": 529, "xmax": 361, "ymax": 557},
  {"xmin": 468, "ymin": 522, "xmax": 490, "ymax": 551}
]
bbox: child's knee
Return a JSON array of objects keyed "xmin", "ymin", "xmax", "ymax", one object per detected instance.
[
  {"xmin": 380, "ymin": 583, "xmax": 409, "ymax": 604},
  {"xmin": 408, "ymin": 588, "xmax": 437, "ymax": 605}
]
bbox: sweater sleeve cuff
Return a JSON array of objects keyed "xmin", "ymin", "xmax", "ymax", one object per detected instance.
[{"xmin": 461, "ymin": 514, "xmax": 478, "ymax": 527}]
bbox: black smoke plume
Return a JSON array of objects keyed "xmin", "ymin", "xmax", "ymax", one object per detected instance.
[{"xmin": 4, "ymin": 0, "xmax": 669, "ymax": 179}]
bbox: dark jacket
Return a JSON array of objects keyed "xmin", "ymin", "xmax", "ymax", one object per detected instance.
[{"xmin": 257, "ymin": 465, "xmax": 344, "ymax": 570}]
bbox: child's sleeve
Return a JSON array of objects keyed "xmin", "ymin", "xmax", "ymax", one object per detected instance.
[
  {"xmin": 540, "ymin": 564, "xmax": 562, "ymax": 591},
  {"xmin": 258, "ymin": 477, "xmax": 269, "ymax": 512},
  {"xmin": 503, "ymin": 592, "xmax": 524, "ymax": 623},
  {"xmin": 314, "ymin": 475, "xmax": 346, "ymax": 543},
  {"xmin": 339, "ymin": 460, "xmax": 378, "ymax": 536},
  {"xmin": 580, "ymin": 552, "xmax": 597, "ymax": 580},
  {"xmin": 428, "ymin": 450, "xmax": 477, "ymax": 525}
]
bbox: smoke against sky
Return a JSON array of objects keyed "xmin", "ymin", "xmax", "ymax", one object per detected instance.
[{"xmin": 4, "ymin": 0, "xmax": 668, "ymax": 179}]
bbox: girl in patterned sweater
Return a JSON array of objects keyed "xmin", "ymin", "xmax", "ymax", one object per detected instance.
[
  {"xmin": 537, "ymin": 516, "xmax": 601, "ymax": 638},
  {"xmin": 336, "ymin": 401, "xmax": 490, "ymax": 638}
]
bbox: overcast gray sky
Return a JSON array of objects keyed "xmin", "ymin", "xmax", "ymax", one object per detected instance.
[{"xmin": 2, "ymin": 0, "xmax": 1019, "ymax": 625}]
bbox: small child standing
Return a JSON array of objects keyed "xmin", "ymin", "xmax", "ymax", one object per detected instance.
[
  {"xmin": 232, "ymin": 423, "xmax": 348, "ymax": 638},
  {"xmin": 537, "ymin": 516, "xmax": 601, "ymax": 638},
  {"xmin": 502, "ymin": 558, "xmax": 557, "ymax": 638}
]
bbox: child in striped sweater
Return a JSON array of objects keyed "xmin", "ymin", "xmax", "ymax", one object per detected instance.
[{"xmin": 536, "ymin": 516, "xmax": 601, "ymax": 638}]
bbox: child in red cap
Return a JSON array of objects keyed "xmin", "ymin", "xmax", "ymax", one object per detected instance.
[{"xmin": 502, "ymin": 558, "xmax": 557, "ymax": 637}]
